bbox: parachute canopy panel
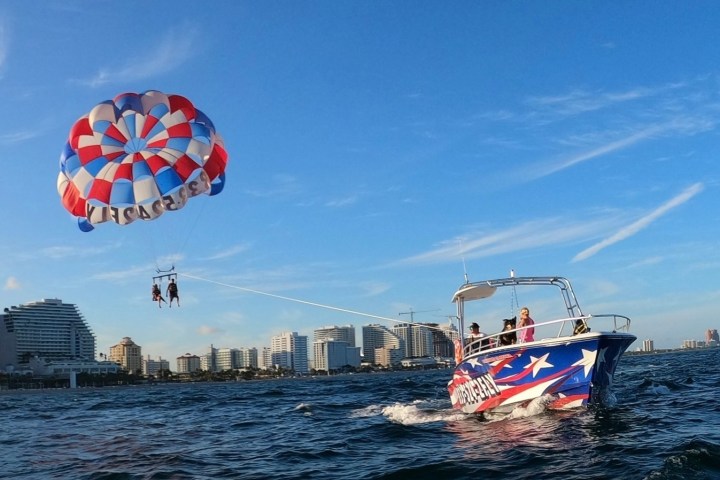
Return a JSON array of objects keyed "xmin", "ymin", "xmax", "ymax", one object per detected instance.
[{"xmin": 57, "ymin": 90, "xmax": 229, "ymax": 231}]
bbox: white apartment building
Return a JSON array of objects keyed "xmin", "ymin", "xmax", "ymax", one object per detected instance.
[
  {"xmin": 216, "ymin": 347, "xmax": 237, "ymax": 371},
  {"xmin": 314, "ymin": 325, "xmax": 356, "ymax": 347},
  {"xmin": 202, "ymin": 345, "xmax": 218, "ymax": 372},
  {"xmin": 143, "ymin": 355, "xmax": 170, "ymax": 376},
  {"xmin": 313, "ymin": 339, "xmax": 361, "ymax": 372},
  {"xmin": 176, "ymin": 353, "xmax": 202, "ymax": 373},
  {"xmin": 392, "ymin": 324, "xmax": 434, "ymax": 358},
  {"xmin": 261, "ymin": 347, "xmax": 272, "ymax": 370},
  {"xmin": 271, "ymin": 332, "xmax": 309, "ymax": 374},
  {"xmin": 0, "ymin": 299, "xmax": 95, "ymax": 368},
  {"xmin": 362, "ymin": 324, "xmax": 405, "ymax": 366}
]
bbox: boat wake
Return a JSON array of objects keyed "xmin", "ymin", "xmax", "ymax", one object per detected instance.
[
  {"xmin": 381, "ymin": 400, "xmax": 467, "ymax": 425},
  {"xmin": 373, "ymin": 395, "xmax": 557, "ymax": 426},
  {"xmin": 350, "ymin": 399, "xmax": 465, "ymax": 424}
]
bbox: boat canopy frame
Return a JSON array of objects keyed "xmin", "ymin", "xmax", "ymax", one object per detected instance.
[{"xmin": 452, "ymin": 276, "xmax": 583, "ymax": 337}]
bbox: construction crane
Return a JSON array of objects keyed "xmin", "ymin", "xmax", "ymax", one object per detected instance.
[{"xmin": 398, "ymin": 308, "xmax": 440, "ymax": 324}]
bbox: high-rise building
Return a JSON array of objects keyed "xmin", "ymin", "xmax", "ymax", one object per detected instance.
[
  {"xmin": 109, "ymin": 337, "xmax": 142, "ymax": 373},
  {"xmin": 216, "ymin": 347, "xmax": 237, "ymax": 371},
  {"xmin": 271, "ymin": 332, "xmax": 308, "ymax": 374},
  {"xmin": 706, "ymin": 329, "xmax": 719, "ymax": 345},
  {"xmin": 0, "ymin": 298, "xmax": 95, "ymax": 368},
  {"xmin": 239, "ymin": 347, "xmax": 259, "ymax": 368},
  {"xmin": 314, "ymin": 325, "xmax": 356, "ymax": 347},
  {"xmin": 433, "ymin": 323, "xmax": 459, "ymax": 357},
  {"xmin": 313, "ymin": 339, "xmax": 361, "ymax": 372},
  {"xmin": 642, "ymin": 339, "xmax": 654, "ymax": 352},
  {"xmin": 202, "ymin": 345, "xmax": 218, "ymax": 372},
  {"xmin": 393, "ymin": 323, "xmax": 434, "ymax": 358},
  {"xmin": 143, "ymin": 355, "xmax": 170, "ymax": 376},
  {"xmin": 362, "ymin": 324, "xmax": 405, "ymax": 366},
  {"xmin": 261, "ymin": 347, "xmax": 272, "ymax": 370},
  {"xmin": 176, "ymin": 353, "xmax": 201, "ymax": 373}
]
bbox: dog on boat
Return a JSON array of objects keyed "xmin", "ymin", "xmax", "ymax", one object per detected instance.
[
  {"xmin": 573, "ymin": 319, "xmax": 590, "ymax": 335},
  {"xmin": 498, "ymin": 316, "xmax": 517, "ymax": 345}
]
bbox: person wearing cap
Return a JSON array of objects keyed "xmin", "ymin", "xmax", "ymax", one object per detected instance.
[{"xmin": 467, "ymin": 322, "xmax": 488, "ymax": 353}]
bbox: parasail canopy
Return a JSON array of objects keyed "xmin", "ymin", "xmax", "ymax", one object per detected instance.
[{"xmin": 57, "ymin": 90, "xmax": 229, "ymax": 231}]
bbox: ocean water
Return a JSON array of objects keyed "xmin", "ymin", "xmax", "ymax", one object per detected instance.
[{"xmin": 1, "ymin": 348, "xmax": 719, "ymax": 480}]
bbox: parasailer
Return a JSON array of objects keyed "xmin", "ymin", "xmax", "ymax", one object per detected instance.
[
  {"xmin": 151, "ymin": 283, "xmax": 167, "ymax": 308},
  {"xmin": 166, "ymin": 278, "xmax": 180, "ymax": 308},
  {"xmin": 57, "ymin": 90, "xmax": 229, "ymax": 232}
]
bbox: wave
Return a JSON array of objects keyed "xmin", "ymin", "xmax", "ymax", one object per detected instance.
[{"xmin": 644, "ymin": 439, "xmax": 720, "ymax": 480}]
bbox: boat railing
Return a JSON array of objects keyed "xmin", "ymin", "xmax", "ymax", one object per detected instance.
[{"xmin": 463, "ymin": 313, "xmax": 632, "ymax": 357}]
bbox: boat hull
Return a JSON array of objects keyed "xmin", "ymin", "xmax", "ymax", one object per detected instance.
[{"xmin": 447, "ymin": 332, "xmax": 636, "ymax": 414}]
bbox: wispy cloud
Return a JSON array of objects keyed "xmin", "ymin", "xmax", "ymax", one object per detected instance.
[
  {"xmin": 155, "ymin": 254, "xmax": 184, "ymax": 269},
  {"xmin": 244, "ymin": 174, "xmax": 303, "ymax": 198},
  {"xmin": 394, "ymin": 216, "xmax": 622, "ymax": 266},
  {"xmin": 4, "ymin": 276, "xmax": 20, "ymax": 290},
  {"xmin": 0, "ymin": 130, "xmax": 42, "ymax": 145},
  {"xmin": 203, "ymin": 244, "xmax": 251, "ymax": 261},
  {"xmin": 40, "ymin": 242, "xmax": 121, "ymax": 260},
  {"xmin": 474, "ymin": 78, "xmax": 720, "ymax": 191},
  {"xmin": 520, "ymin": 125, "xmax": 663, "ymax": 182},
  {"xmin": 573, "ymin": 183, "xmax": 705, "ymax": 262},
  {"xmin": 358, "ymin": 281, "xmax": 391, "ymax": 297},
  {"xmin": 91, "ymin": 265, "xmax": 149, "ymax": 281},
  {"xmin": 71, "ymin": 28, "xmax": 199, "ymax": 87},
  {"xmin": 525, "ymin": 82, "xmax": 687, "ymax": 117},
  {"xmin": 325, "ymin": 195, "xmax": 358, "ymax": 207},
  {"xmin": 197, "ymin": 325, "xmax": 222, "ymax": 336}
]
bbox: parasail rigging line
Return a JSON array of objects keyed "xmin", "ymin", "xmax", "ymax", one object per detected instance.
[{"xmin": 178, "ymin": 272, "xmax": 449, "ymax": 331}]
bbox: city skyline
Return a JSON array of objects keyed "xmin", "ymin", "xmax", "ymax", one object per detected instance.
[
  {"xmin": 1, "ymin": 296, "xmax": 715, "ymax": 375},
  {"xmin": 1, "ymin": 3, "xmax": 719, "ymax": 360}
]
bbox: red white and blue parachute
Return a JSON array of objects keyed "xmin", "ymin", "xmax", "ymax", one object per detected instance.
[{"xmin": 57, "ymin": 90, "xmax": 228, "ymax": 231}]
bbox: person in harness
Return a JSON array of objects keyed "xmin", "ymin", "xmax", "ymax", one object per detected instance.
[
  {"xmin": 166, "ymin": 278, "xmax": 180, "ymax": 308},
  {"xmin": 152, "ymin": 283, "xmax": 167, "ymax": 308}
]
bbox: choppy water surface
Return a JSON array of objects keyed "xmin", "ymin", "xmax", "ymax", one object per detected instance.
[{"xmin": 1, "ymin": 349, "xmax": 719, "ymax": 479}]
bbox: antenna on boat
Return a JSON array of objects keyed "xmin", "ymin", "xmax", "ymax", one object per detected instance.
[
  {"xmin": 459, "ymin": 240, "xmax": 469, "ymax": 284},
  {"xmin": 509, "ymin": 268, "xmax": 519, "ymax": 316}
]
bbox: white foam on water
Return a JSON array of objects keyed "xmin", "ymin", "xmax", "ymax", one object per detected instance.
[
  {"xmin": 294, "ymin": 402, "xmax": 313, "ymax": 416},
  {"xmin": 349, "ymin": 404, "xmax": 386, "ymax": 418},
  {"xmin": 497, "ymin": 394, "xmax": 554, "ymax": 420},
  {"xmin": 381, "ymin": 400, "xmax": 467, "ymax": 425}
]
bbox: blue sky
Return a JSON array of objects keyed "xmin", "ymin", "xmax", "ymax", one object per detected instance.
[{"xmin": 0, "ymin": 2, "xmax": 718, "ymax": 362}]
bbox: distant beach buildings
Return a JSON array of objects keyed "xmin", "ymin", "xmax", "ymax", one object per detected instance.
[
  {"xmin": 176, "ymin": 353, "xmax": 202, "ymax": 373},
  {"xmin": 0, "ymin": 299, "xmax": 95, "ymax": 364},
  {"xmin": 641, "ymin": 328, "xmax": 719, "ymax": 352},
  {"xmin": 271, "ymin": 332, "xmax": 309, "ymax": 374},
  {"xmin": 109, "ymin": 336, "xmax": 142, "ymax": 373},
  {"xmin": 0, "ymin": 298, "xmax": 459, "ymax": 376},
  {"xmin": 144, "ymin": 355, "xmax": 170, "ymax": 377},
  {"xmin": 11, "ymin": 297, "xmax": 717, "ymax": 376},
  {"xmin": 313, "ymin": 325, "xmax": 361, "ymax": 372},
  {"xmin": 0, "ymin": 299, "xmax": 111, "ymax": 376},
  {"xmin": 199, "ymin": 345, "xmax": 259, "ymax": 372}
]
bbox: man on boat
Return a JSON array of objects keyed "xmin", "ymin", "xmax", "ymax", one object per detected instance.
[{"xmin": 467, "ymin": 322, "xmax": 491, "ymax": 353}]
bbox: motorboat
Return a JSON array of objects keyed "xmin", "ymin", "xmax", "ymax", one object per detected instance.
[{"xmin": 447, "ymin": 275, "xmax": 636, "ymax": 414}]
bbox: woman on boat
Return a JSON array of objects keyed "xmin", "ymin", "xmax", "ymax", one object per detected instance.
[{"xmin": 518, "ymin": 306, "xmax": 535, "ymax": 343}]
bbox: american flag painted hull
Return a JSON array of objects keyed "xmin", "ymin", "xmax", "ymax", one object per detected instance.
[{"xmin": 448, "ymin": 332, "xmax": 636, "ymax": 414}]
